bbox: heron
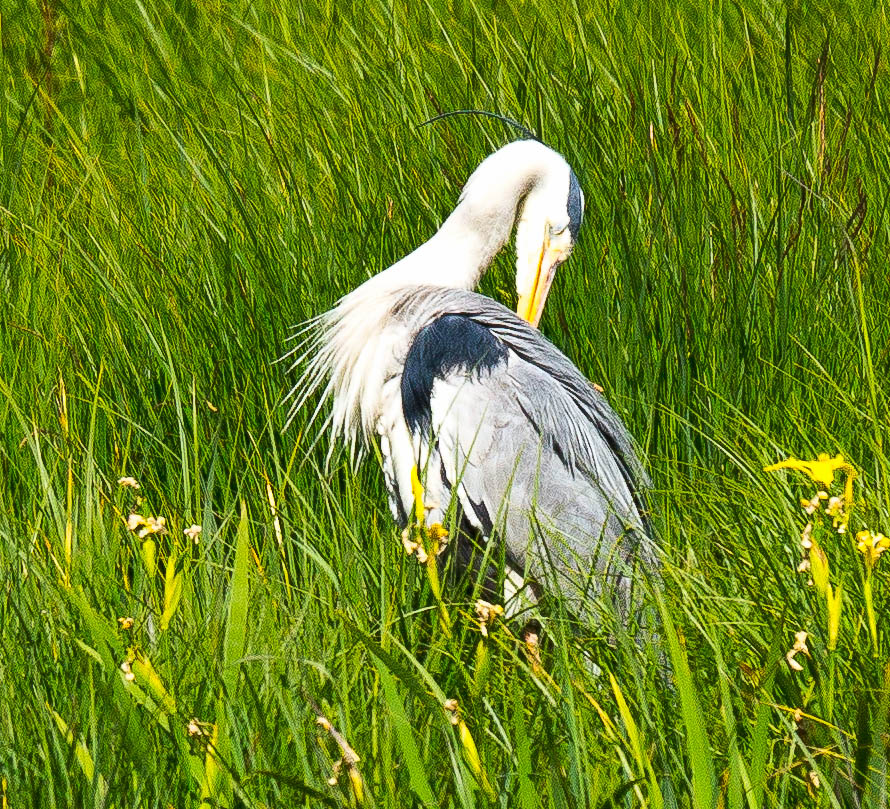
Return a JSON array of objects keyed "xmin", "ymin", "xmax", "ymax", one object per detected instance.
[{"xmin": 284, "ymin": 139, "xmax": 656, "ymax": 627}]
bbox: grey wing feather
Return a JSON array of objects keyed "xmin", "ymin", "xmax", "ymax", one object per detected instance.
[
  {"xmin": 463, "ymin": 299, "xmax": 650, "ymax": 496},
  {"xmin": 400, "ymin": 287, "xmax": 650, "ymax": 505},
  {"xmin": 424, "ymin": 346, "xmax": 655, "ymax": 621}
]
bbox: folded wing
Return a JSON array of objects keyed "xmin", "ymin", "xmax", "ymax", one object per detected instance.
[{"xmin": 397, "ymin": 295, "xmax": 656, "ymax": 619}]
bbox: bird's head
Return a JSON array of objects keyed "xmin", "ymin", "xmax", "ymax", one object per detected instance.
[
  {"xmin": 514, "ymin": 154, "xmax": 584, "ymax": 327},
  {"xmin": 417, "ymin": 138, "xmax": 584, "ymax": 318}
]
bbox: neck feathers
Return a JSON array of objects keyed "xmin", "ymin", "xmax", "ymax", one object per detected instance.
[{"xmin": 378, "ymin": 139, "xmax": 566, "ymax": 291}]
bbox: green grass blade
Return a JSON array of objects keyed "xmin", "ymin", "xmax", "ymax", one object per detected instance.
[
  {"xmin": 375, "ymin": 660, "xmax": 436, "ymax": 806},
  {"xmin": 223, "ymin": 500, "xmax": 251, "ymax": 696},
  {"xmin": 655, "ymin": 588, "xmax": 718, "ymax": 809}
]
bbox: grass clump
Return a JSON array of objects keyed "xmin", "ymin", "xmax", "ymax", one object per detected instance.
[{"xmin": 1, "ymin": 0, "xmax": 889, "ymax": 806}]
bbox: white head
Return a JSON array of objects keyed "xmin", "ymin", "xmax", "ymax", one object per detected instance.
[{"xmin": 455, "ymin": 139, "xmax": 585, "ymax": 327}]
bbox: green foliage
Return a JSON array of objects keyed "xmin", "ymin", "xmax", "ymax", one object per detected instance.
[{"xmin": 1, "ymin": 0, "xmax": 889, "ymax": 805}]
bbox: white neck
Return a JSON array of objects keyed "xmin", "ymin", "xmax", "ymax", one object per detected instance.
[{"xmin": 370, "ymin": 139, "xmax": 569, "ymax": 293}]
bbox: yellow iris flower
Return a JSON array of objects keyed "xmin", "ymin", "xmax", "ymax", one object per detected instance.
[
  {"xmin": 856, "ymin": 530, "xmax": 890, "ymax": 568},
  {"xmin": 764, "ymin": 453, "xmax": 856, "ymax": 504}
]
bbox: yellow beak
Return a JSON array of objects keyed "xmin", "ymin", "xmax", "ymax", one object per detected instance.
[{"xmin": 516, "ymin": 240, "xmax": 560, "ymax": 328}]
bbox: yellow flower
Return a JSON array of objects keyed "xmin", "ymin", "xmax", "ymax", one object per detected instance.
[
  {"xmin": 425, "ymin": 522, "xmax": 449, "ymax": 560},
  {"xmin": 117, "ymin": 616, "xmax": 134, "ymax": 630},
  {"xmin": 429, "ymin": 523, "xmax": 448, "ymax": 541},
  {"xmin": 400, "ymin": 521, "xmax": 447, "ymax": 565},
  {"xmin": 765, "ymin": 454, "xmax": 856, "ymax": 503},
  {"xmin": 856, "ymin": 530, "xmax": 890, "ymax": 568}
]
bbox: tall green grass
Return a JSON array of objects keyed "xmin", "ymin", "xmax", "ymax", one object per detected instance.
[{"xmin": 1, "ymin": 0, "xmax": 889, "ymax": 805}]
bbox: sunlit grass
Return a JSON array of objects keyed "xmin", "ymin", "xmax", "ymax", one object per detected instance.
[{"xmin": 1, "ymin": 0, "xmax": 889, "ymax": 806}]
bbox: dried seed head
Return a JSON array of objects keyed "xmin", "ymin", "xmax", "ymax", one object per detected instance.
[
  {"xmin": 326, "ymin": 757, "xmax": 343, "ymax": 786},
  {"xmin": 826, "ymin": 496, "xmax": 843, "ymax": 516},
  {"xmin": 474, "ymin": 599, "xmax": 504, "ymax": 637},
  {"xmin": 800, "ymin": 523, "xmax": 813, "ymax": 549},
  {"xmin": 801, "ymin": 495, "xmax": 820, "ymax": 516},
  {"xmin": 443, "ymin": 698, "xmax": 460, "ymax": 724},
  {"xmin": 183, "ymin": 524, "xmax": 202, "ymax": 543},
  {"xmin": 400, "ymin": 526, "xmax": 419, "ymax": 556},
  {"xmin": 786, "ymin": 630, "xmax": 810, "ymax": 672},
  {"xmin": 127, "ymin": 514, "xmax": 167, "ymax": 539},
  {"xmin": 120, "ymin": 660, "xmax": 135, "ymax": 682}
]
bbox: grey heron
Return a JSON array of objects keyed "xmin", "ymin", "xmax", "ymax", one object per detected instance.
[{"xmin": 284, "ymin": 139, "xmax": 656, "ymax": 625}]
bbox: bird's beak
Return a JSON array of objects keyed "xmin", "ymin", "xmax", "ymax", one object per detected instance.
[{"xmin": 516, "ymin": 233, "xmax": 569, "ymax": 328}]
